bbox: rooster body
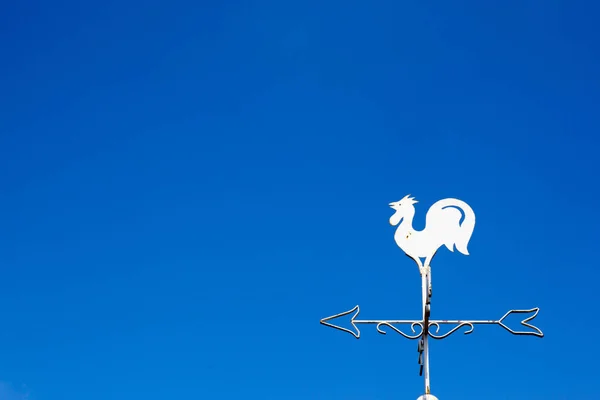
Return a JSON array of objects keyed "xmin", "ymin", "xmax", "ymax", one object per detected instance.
[{"xmin": 389, "ymin": 195, "xmax": 475, "ymax": 275}]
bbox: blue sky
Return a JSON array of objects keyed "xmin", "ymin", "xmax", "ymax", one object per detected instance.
[{"xmin": 1, "ymin": 1, "xmax": 599, "ymax": 399}]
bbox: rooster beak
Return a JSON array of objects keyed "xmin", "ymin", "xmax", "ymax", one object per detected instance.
[{"xmin": 389, "ymin": 202, "xmax": 396, "ymax": 208}]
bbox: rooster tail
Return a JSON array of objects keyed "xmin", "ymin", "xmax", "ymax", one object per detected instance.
[
  {"xmin": 454, "ymin": 219, "xmax": 474, "ymax": 255},
  {"xmin": 434, "ymin": 198, "xmax": 476, "ymax": 256}
]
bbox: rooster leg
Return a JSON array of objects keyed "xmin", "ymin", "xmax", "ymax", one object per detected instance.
[
  {"xmin": 416, "ymin": 261, "xmax": 428, "ymax": 276},
  {"xmin": 423, "ymin": 254, "xmax": 434, "ymax": 276},
  {"xmin": 407, "ymin": 254, "xmax": 425, "ymax": 274},
  {"xmin": 423, "ymin": 255, "xmax": 433, "ymax": 298}
]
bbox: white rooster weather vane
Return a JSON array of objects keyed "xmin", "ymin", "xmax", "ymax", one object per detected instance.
[{"xmin": 320, "ymin": 195, "xmax": 543, "ymax": 400}]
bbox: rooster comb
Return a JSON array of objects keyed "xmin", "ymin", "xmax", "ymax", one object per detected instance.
[{"xmin": 401, "ymin": 194, "xmax": 418, "ymax": 204}]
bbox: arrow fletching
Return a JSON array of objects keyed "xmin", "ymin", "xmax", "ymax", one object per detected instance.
[{"xmin": 497, "ymin": 308, "xmax": 544, "ymax": 337}]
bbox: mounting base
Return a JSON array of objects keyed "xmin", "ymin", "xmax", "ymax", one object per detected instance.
[{"xmin": 417, "ymin": 395, "xmax": 439, "ymax": 400}]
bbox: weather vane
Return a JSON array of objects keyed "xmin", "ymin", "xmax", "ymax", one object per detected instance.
[{"xmin": 320, "ymin": 195, "xmax": 544, "ymax": 400}]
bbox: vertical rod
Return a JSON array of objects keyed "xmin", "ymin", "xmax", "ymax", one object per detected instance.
[{"xmin": 421, "ymin": 270, "xmax": 431, "ymax": 394}]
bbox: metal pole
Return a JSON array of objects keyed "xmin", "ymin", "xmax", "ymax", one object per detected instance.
[{"xmin": 421, "ymin": 269, "xmax": 431, "ymax": 395}]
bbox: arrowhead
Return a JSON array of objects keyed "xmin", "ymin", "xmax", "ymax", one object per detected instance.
[
  {"xmin": 498, "ymin": 307, "xmax": 544, "ymax": 338},
  {"xmin": 320, "ymin": 305, "xmax": 361, "ymax": 339}
]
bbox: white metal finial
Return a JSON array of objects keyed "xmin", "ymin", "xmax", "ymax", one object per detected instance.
[{"xmin": 417, "ymin": 395, "xmax": 439, "ymax": 400}]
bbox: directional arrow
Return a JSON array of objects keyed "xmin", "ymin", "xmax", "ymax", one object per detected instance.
[{"xmin": 320, "ymin": 306, "xmax": 544, "ymax": 339}]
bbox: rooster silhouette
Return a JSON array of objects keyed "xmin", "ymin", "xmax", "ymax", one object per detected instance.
[{"xmin": 389, "ymin": 195, "xmax": 475, "ymax": 276}]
